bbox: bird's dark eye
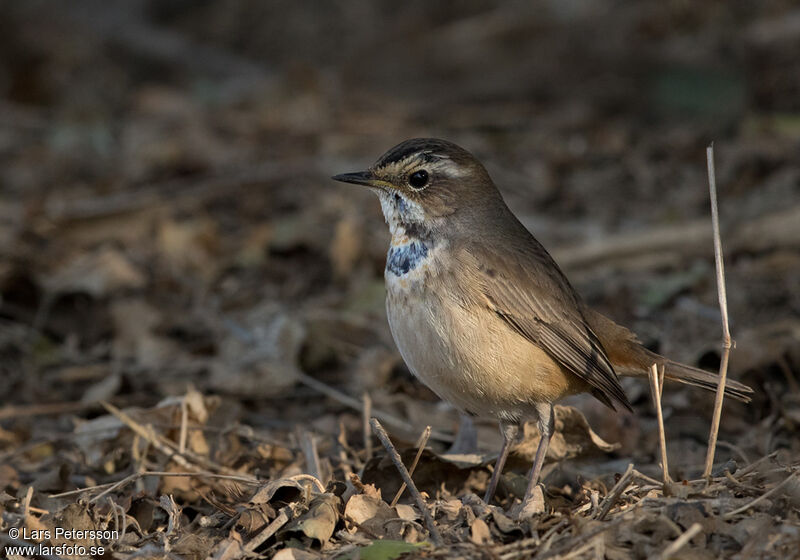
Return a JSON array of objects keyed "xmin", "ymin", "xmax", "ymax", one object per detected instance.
[{"xmin": 408, "ymin": 170, "xmax": 429, "ymax": 189}]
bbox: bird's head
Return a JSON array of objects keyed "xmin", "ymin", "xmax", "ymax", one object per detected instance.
[{"xmin": 332, "ymin": 138, "xmax": 504, "ymax": 238}]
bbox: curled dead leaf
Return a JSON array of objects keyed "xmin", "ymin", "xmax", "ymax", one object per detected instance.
[
  {"xmin": 344, "ymin": 493, "xmax": 395, "ymax": 538},
  {"xmin": 248, "ymin": 479, "xmax": 305, "ymax": 506},
  {"xmin": 280, "ymin": 493, "xmax": 341, "ymax": 545}
]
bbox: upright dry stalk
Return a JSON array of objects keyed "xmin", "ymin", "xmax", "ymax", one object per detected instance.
[
  {"xmin": 703, "ymin": 143, "xmax": 733, "ymax": 478},
  {"xmin": 391, "ymin": 425, "xmax": 431, "ymax": 506},
  {"xmin": 648, "ymin": 364, "xmax": 671, "ymax": 484}
]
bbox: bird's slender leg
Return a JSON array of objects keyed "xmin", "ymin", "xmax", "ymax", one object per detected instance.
[
  {"xmin": 520, "ymin": 403, "xmax": 555, "ymax": 507},
  {"xmin": 483, "ymin": 422, "xmax": 519, "ymax": 503},
  {"xmin": 447, "ymin": 413, "xmax": 479, "ymax": 455}
]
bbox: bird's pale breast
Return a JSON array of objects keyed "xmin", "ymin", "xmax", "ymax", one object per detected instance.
[{"xmin": 385, "ymin": 239, "xmax": 580, "ymax": 423}]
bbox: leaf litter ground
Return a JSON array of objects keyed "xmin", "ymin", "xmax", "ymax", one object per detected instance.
[{"xmin": 2, "ymin": 2, "xmax": 800, "ymax": 559}]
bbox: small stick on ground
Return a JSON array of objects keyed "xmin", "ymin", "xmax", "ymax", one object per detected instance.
[
  {"xmin": 48, "ymin": 470, "xmax": 259, "ymax": 501},
  {"xmin": 703, "ymin": 142, "xmax": 734, "ymax": 479},
  {"xmin": 370, "ymin": 418, "xmax": 443, "ymax": 546},
  {"xmin": 595, "ymin": 463, "xmax": 634, "ymax": 520},
  {"xmin": 722, "ymin": 470, "xmax": 799, "ymax": 520},
  {"xmin": 244, "ymin": 505, "xmax": 294, "ymax": 553},
  {"xmin": 658, "ymin": 522, "xmax": 702, "ymax": 559},
  {"xmin": 737, "ymin": 451, "xmax": 780, "ymax": 478},
  {"xmin": 391, "ymin": 425, "xmax": 431, "ymax": 507},
  {"xmin": 21, "ymin": 486, "xmax": 33, "ymax": 518},
  {"xmin": 648, "ymin": 364, "xmax": 671, "ymax": 484}
]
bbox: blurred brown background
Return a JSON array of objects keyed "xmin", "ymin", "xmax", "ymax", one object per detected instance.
[{"xmin": 1, "ymin": 0, "xmax": 799, "ymax": 482}]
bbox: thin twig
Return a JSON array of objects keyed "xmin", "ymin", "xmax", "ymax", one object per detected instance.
[
  {"xmin": 632, "ymin": 469, "xmax": 662, "ymax": 486},
  {"xmin": 391, "ymin": 426, "xmax": 431, "ymax": 507},
  {"xmin": 703, "ymin": 143, "xmax": 734, "ymax": 479},
  {"xmin": 21, "ymin": 486, "xmax": 33, "ymax": 518},
  {"xmin": 244, "ymin": 505, "xmax": 293, "ymax": 553},
  {"xmin": 737, "ymin": 451, "xmax": 780, "ymax": 477},
  {"xmin": 102, "ymin": 401, "xmax": 244, "ymax": 476},
  {"xmin": 537, "ymin": 516, "xmax": 628, "ymax": 559},
  {"xmin": 722, "ymin": 471, "xmax": 799, "ymax": 520},
  {"xmin": 286, "ymin": 473, "xmax": 327, "ymax": 493},
  {"xmin": 101, "ymin": 401, "xmax": 196, "ymax": 471},
  {"xmin": 648, "ymin": 364, "xmax": 671, "ymax": 484},
  {"xmin": 595, "ymin": 463, "xmax": 634, "ymax": 520},
  {"xmin": 369, "ymin": 418, "xmax": 443, "ymax": 546},
  {"xmin": 658, "ymin": 522, "xmax": 702, "ymax": 559},
  {"xmin": 49, "ymin": 471, "xmax": 259, "ymax": 499}
]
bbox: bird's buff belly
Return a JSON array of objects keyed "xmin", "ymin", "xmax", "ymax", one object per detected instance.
[{"xmin": 385, "ymin": 274, "xmax": 577, "ymax": 423}]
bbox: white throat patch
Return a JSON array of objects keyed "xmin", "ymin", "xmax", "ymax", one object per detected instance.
[{"xmin": 376, "ymin": 190, "xmax": 425, "ymax": 240}]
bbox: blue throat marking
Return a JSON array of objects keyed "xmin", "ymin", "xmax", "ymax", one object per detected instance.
[
  {"xmin": 386, "ymin": 241, "xmax": 429, "ymax": 276},
  {"xmin": 394, "ymin": 193, "xmax": 409, "ymax": 215}
]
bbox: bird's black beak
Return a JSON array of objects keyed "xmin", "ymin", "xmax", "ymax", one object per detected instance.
[{"xmin": 331, "ymin": 170, "xmax": 376, "ymax": 187}]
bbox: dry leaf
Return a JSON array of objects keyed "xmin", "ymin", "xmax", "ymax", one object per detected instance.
[
  {"xmin": 248, "ymin": 479, "xmax": 305, "ymax": 506},
  {"xmin": 281, "ymin": 493, "xmax": 340, "ymax": 545},
  {"xmin": 394, "ymin": 504, "xmax": 417, "ymax": 522},
  {"xmin": 43, "ymin": 246, "xmax": 145, "ymax": 297},
  {"xmin": 210, "ymin": 530, "xmax": 245, "ymax": 560},
  {"xmin": 470, "ymin": 517, "xmax": 492, "ymax": 545},
  {"xmin": 344, "ymin": 493, "xmax": 395, "ymax": 538}
]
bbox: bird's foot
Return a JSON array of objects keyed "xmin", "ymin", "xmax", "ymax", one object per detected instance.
[{"xmin": 508, "ymin": 484, "xmax": 545, "ymax": 520}]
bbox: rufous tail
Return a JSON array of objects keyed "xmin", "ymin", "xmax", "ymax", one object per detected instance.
[{"xmin": 585, "ymin": 309, "xmax": 753, "ymax": 403}]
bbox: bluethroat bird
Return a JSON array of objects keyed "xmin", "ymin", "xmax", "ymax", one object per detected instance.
[{"xmin": 333, "ymin": 138, "xmax": 752, "ymax": 515}]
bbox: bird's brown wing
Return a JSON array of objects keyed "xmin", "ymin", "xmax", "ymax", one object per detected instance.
[{"xmin": 456, "ymin": 239, "xmax": 632, "ymax": 412}]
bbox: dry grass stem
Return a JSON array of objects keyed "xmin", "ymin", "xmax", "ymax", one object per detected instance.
[
  {"xmin": 102, "ymin": 401, "xmax": 243, "ymax": 476},
  {"xmin": 658, "ymin": 522, "xmax": 703, "ymax": 559},
  {"xmin": 737, "ymin": 451, "xmax": 780, "ymax": 477},
  {"xmin": 703, "ymin": 143, "xmax": 734, "ymax": 479},
  {"xmin": 391, "ymin": 425, "xmax": 431, "ymax": 506},
  {"xmin": 595, "ymin": 463, "xmax": 634, "ymax": 520},
  {"xmin": 722, "ymin": 470, "xmax": 799, "ymax": 520},
  {"xmin": 21, "ymin": 486, "xmax": 33, "ymax": 518},
  {"xmin": 102, "ymin": 401, "xmax": 197, "ymax": 471},
  {"xmin": 48, "ymin": 470, "xmax": 259, "ymax": 501},
  {"xmin": 648, "ymin": 364, "xmax": 671, "ymax": 484},
  {"xmin": 244, "ymin": 505, "xmax": 294, "ymax": 553},
  {"xmin": 369, "ymin": 418, "xmax": 443, "ymax": 546}
]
